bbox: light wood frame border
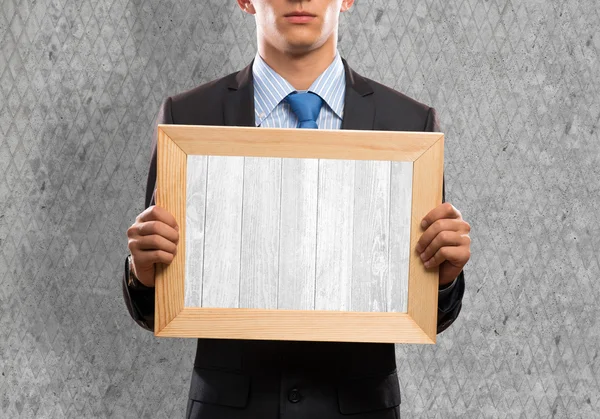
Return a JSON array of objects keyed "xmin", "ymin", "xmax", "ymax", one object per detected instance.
[{"xmin": 155, "ymin": 125, "xmax": 444, "ymax": 344}]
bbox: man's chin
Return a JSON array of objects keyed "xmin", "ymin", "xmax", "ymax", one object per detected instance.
[{"xmin": 280, "ymin": 36, "xmax": 327, "ymax": 55}]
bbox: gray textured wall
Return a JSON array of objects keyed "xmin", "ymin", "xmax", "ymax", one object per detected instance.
[{"xmin": 0, "ymin": 0, "xmax": 598, "ymax": 417}]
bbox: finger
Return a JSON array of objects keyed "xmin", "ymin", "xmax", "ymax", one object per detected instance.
[
  {"xmin": 137, "ymin": 205, "xmax": 179, "ymax": 230},
  {"xmin": 131, "ymin": 234, "xmax": 178, "ymax": 255},
  {"xmin": 136, "ymin": 220, "xmax": 179, "ymax": 243},
  {"xmin": 424, "ymin": 243, "xmax": 470, "ymax": 269},
  {"xmin": 127, "ymin": 221, "xmax": 180, "ymax": 244},
  {"xmin": 133, "ymin": 249, "xmax": 176, "ymax": 267},
  {"xmin": 421, "ymin": 202, "xmax": 462, "ymax": 230},
  {"xmin": 419, "ymin": 230, "xmax": 468, "ymax": 262},
  {"xmin": 416, "ymin": 218, "xmax": 466, "ymax": 253}
]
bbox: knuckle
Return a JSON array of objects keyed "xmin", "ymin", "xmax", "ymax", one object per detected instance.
[
  {"xmin": 439, "ymin": 247, "xmax": 450, "ymax": 258},
  {"xmin": 439, "ymin": 230, "xmax": 452, "ymax": 242},
  {"xmin": 149, "ymin": 235, "xmax": 161, "ymax": 248},
  {"xmin": 148, "ymin": 206, "xmax": 158, "ymax": 218},
  {"xmin": 150, "ymin": 250, "xmax": 161, "ymax": 261},
  {"xmin": 146, "ymin": 220, "xmax": 158, "ymax": 234},
  {"xmin": 128, "ymin": 238, "xmax": 140, "ymax": 249},
  {"xmin": 129, "ymin": 223, "xmax": 143, "ymax": 237},
  {"xmin": 432, "ymin": 218, "xmax": 444, "ymax": 231}
]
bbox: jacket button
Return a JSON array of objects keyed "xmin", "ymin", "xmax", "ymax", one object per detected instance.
[{"xmin": 288, "ymin": 388, "xmax": 301, "ymax": 403}]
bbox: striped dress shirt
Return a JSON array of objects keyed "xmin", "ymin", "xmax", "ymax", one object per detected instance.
[{"xmin": 252, "ymin": 51, "xmax": 346, "ymax": 129}]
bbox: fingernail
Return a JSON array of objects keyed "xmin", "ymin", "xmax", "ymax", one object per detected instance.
[
  {"xmin": 424, "ymin": 260, "xmax": 431, "ymax": 268},
  {"xmin": 420, "ymin": 252, "xmax": 426, "ymax": 261},
  {"xmin": 421, "ymin": 220, "xmax": 428, "ymax": 228},
  {"xmin": 416, "ymin": 244, "xmax": 422, "ymax": 253}
]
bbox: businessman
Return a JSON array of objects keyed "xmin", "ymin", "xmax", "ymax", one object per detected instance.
[{"xmin": 122, "ymin": 0, "xmax": 471, "ymax": 417}]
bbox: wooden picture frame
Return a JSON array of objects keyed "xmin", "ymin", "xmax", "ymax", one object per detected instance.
[{"xmin": 154, "ymin": 125, "xmax": 444, "ymax": 344}]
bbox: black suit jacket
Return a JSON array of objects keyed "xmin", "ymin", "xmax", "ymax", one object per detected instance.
[{"xmin": 122, "ymin": 58, "xmax": 465, "ymax": 419}]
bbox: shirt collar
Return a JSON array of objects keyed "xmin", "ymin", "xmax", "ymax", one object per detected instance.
[{"xmin": 252, "ymin": 51, "xmax": 345, "ymax": 126}]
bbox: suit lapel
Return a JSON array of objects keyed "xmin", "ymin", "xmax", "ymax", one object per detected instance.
[
  {"xmin": 340, "ymin": 58, "xmax": 375, "ymax": 130},
  {"xmin": 225, "ymin": 57, "xmax": 375, "ymax": 129},
  {"xmin": 224, "ymin": 61, "xmax": 256, "ymax": 127}
]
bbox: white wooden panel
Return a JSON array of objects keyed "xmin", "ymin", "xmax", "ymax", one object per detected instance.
[
  {"xmin": 388, "ymin": 161, "xmax": 413, "ymax": 313},
  {"xmin": 239, "ymin": 157, "xmax": 281, "ymax": 309},
  {"xmin": 200, "ymin": 155, "xmax": 244, "ymax": 308},
  {"xmin": 278, "ymin": 157, "xmax": 318, "ymax": 310},
  {"xmin": 351, "ymin": 160, "xmax": 391, "ymax": 312},
  {"xmin": 314, "ymin": 159, "xmax": 355, "ymax": 311},
  {"xmin": 184, "ymin": 155, "xmax": 207, "ymax": 307},
  {"xmin": 183, "ymin": 156, "xmax": 412, "ymax": 314}
]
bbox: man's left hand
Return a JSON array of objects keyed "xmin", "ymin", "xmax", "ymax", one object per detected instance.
[{"xmin": 415, "ymin": 202, "xmax": 471, "ymax": 287}]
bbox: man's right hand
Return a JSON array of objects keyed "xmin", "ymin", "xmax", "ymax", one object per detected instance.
[{"xmin": 127, "ymin": 205, "xmax": 180, "ymax": 288}]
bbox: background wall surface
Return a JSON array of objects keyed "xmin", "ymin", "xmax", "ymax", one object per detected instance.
[{"xmin": 1, "ymin": 0, "xmax": 599, "ymax": 417}]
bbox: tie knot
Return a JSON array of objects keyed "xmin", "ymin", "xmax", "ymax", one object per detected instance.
[{"xmin": 284, "ymin": 91, "xmax": 323, "ymax": 129}]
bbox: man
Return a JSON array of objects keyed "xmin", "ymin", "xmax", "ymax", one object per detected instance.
[{"xmin": 122, "ymin": 0, "xmax": 470, "ymax": 417}]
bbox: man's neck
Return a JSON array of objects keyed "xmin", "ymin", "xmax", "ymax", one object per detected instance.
[{"xmin": 257, "ymin": 37, "xmax": 337, "ymax": 90}]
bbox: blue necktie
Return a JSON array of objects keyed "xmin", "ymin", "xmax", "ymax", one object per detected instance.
[{"xmin": 284, "ymin": 91, "xmax": 323, "ymax": 129}]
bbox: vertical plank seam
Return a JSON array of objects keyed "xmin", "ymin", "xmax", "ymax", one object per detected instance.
[
  {"xmin": 238, "ymin": 156, "xmax": 245, "ymax": 309},
  {"xmin": 200, "ymin": 156, "xmax": 209, "ymax": 308},
  {"xmin": 277, "ymin": 157, "xmax": 282, "ymax": 309},
  {"xmin": 313, "ymin": 158, "xmax": 320, "ymax": 310},
  {"xmin": 350, "ymin": 159, "xmax": 355, "ymax": 312},
  {"xmin": 387, "ymin": 160, "xmax": 392, "ymax": 313}
]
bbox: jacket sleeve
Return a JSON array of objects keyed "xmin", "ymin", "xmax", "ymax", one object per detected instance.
[
  {"xmin": 121, "ymin": 97, "xmax": 174, "ymax": 332},
  {"xmin": 425, "ymin": 107, "xmax": 466, "ymax": 334}
]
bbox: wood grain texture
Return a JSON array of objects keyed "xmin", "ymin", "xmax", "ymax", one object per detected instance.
[
  {"xmin": 201, "ymin": 155, "xmax": 244, "ymax": 308},
  {"xmin": 160, "ymin": 125, "xmax": 439, "ymax": 161},
  {"xmin": 408, "ymin": 136, "xmax": 445, "ymax": 343},
  {"xmin": 239, "ymin": 157, "xmax": 281, "ymax": 309},
  {"xmin": 388, "ymin": 162, "xmax": 413, "ymax": 313},
  {"xmin": 314, "ymin": 159, "xmax": 355, "ymax": 311},
  {"xmin": 183, "ymin": 156, "xmax": 412, "ymax": 313},
  {"xmin": 154, "ymin": 128, "xmax": 187, "ymax": 332},
  {"xmin": 278, "ymin": 157, "xmax": 318, "ymax": 310},
  {"xmin": 184, "ymin": 155, "xmax": 207, "ymax": 307},
  {"xmin": 156, "ymin": 308, "xmax": 434, "ymax": 344},
  {"xmin": 351, "ymin": 160, "xmax": 391, "ymax": 312}
]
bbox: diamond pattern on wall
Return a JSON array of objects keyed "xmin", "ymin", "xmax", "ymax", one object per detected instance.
[{"xmin": 0, "ymin": 0, "xmax": 599, "ymax": 417}]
